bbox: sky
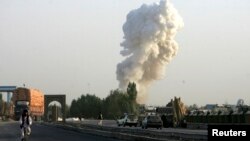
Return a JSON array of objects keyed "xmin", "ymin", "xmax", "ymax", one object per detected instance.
[{"xmin": 0, "ymin": 0, "xmax": 249, "ymax": 107}]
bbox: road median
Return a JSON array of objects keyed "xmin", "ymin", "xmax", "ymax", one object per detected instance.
[{"xmin": 41, "ymin": 122, "xmax": 207, "ymax": 141}]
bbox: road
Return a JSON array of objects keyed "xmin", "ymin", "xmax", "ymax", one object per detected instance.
[{"xmin": 0, "ymin": 121, "xmax": 124, "ymax": 141}]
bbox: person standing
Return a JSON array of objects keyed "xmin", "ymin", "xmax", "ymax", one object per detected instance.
[{"xmin": 97, "ymin": 112, "xmax": 103, "ymax": 126}]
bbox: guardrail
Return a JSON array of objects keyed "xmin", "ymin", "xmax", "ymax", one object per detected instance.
[{"xmin": 42, "ymin": 121, "xmax": 207, "ymax": 141}]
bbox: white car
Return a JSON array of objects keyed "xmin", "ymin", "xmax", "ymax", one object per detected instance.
[{"xmin": 117, "ymin": 114, "xmax": 138, "ymax": 127}]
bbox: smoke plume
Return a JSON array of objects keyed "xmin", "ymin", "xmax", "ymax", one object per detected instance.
[{"xmin": 116, "ymin": 0, "xmax": 184, "ymax": 104}]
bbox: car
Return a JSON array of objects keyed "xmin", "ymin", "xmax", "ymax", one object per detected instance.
[
  {"xmin": 141, "ymin": 115, "xmax": 163, "ymax": 129},
  {"xmin": 117, "ymin": 114, "xmax": 138, "ymax": 127}
]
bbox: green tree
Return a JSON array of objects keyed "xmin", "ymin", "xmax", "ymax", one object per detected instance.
[
  {"xmin": 70, "ymin": 94, "xmax": 102, "ymax": 119},
  {"xmin": 69, "ymin": 99, "xmax": 81, "ymax": 117},
  {"xmin": 103, "ymin": 89, "xmax": 129, "ymax": 119},
  {"xmin": 80, "ymin": 94, "xmax": 102, "ymax": 118},
  {"xmin": 69, "ymin": 83, "xmax": 140, "ymax": 119},
  {"xmin": 127, "ymin": 82, "xmax": 137, "ymax": 101}
]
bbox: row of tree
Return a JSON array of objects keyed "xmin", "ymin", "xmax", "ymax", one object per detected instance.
[{"xmin": 69, "ymin": 82, "xmax": 139, "ymax": 119}]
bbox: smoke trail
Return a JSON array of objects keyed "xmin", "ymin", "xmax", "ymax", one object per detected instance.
[{"xmin": 116, "ymin": 0, "xmax": 184, "ymax": 104}]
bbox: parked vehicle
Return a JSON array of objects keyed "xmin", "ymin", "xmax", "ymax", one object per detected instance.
[
  {"xmin": 117, "ymin": 113, "xmax": 138, "ymax": 127},
  {"xmin": 141, "ymin": 115, "xmax": 163, "ymax": 129}
]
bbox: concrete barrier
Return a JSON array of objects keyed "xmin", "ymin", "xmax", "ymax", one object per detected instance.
[{"xmin": 42, "ymin": 122, "xmax": 207, "ymax": 141}]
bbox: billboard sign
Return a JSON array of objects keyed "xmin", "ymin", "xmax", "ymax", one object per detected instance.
[{"xmin": 0, "ymin": 86, "xmax": 17, "ymax": 92}]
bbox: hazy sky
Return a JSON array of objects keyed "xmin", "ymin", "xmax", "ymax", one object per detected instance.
[{"xmin": 1, "ymin": 0, "xmax": 249, "ymax": 106}]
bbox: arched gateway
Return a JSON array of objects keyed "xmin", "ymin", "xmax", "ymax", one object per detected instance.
[{"xmin": 44, "ymin": 95, "xmax": 66, "ymax": 122}]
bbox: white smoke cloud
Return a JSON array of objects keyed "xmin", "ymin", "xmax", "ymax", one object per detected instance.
[{"xmin": 116, "ymin": 0, "xmax": 184, "ymax": 104}]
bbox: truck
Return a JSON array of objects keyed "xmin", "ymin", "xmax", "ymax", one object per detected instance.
[
  {"xmin": 11, "ymin": 87, "xmax": 44, "ymax": 120},
  {"xmin": 156, "ymin": 97, "xmax": 187, "ymax": 128}
]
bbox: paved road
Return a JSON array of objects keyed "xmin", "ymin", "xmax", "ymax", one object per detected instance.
[{"xmin": 0, "ymin": 121, "xmax": 124, "ymax": 141}]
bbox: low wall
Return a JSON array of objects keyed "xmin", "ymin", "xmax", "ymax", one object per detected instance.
[{"xmin": 42, "ymin": 122, "xmax": 207, "ymax": 141}]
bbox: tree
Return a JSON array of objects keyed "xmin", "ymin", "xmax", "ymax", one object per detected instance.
[
  {"xmin": 127, "ymin": 82, "xmax": 137, "ymax": 101},
  {"xmin": 69, "ymin": 94, "xmax": 102, "ymax": 119},
  {"xmin": 69, "ymin": 99, "xmax": 80, "ymax": 117},
  {"xmin": 103, "ymin": 89, "xmax": 129, "ymax": 119},
  {"xmin": 69, "ymin": 83, "xmax": 140, "ymax": 119}
]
